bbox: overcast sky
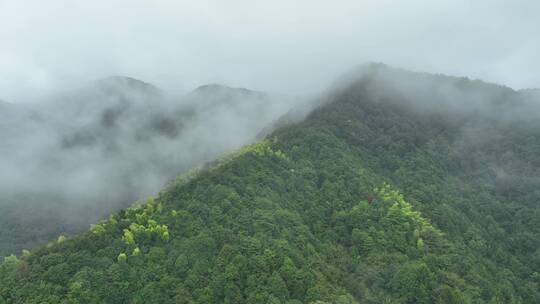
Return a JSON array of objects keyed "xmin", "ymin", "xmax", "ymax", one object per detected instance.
[{"xmin": 1, "ymin": 0, "xmax": 539, "ymax": 102}]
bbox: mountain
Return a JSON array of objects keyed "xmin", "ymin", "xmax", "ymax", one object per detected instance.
[
  {"xmin": 190, "ymin": 84, "xmax": 267, "ymax": 108},
  {"xmin": 183, "ymin": 84, "xmax": 277, "ymax": 124},
  {"xmin": 0, "ymin": 79, "xmax": 293, "ymax": 258},
  {"xmin": 95, "ymin": 76, "xmax": 162, "ymax": 96},
  {"xmin": 192, "ymin": 84, "xmax": 263, "ymax": 96},
  {"xmin": 2, "ymin": 64, "xmax": 540, "ymax": 303}
]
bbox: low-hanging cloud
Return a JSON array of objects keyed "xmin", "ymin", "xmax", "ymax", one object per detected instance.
[{"xmin": 0, "ymin": 77, "xmax": 299, "ymax": 256}]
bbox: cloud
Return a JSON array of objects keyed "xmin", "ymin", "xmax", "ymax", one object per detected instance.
[
  {"xmin": 0, "ymin": 76, "xmax": 299, "ymax": 255},
  {"xmin": 1, "ymin": 0, "xmax": 539, "ymax": 102}
]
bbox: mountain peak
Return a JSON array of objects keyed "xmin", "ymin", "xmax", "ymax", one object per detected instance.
[
  {"xmin": 328, "ymin": 62, "xmax": 519, "ymax": 116},
  {"xmin": 192, "ymin": 84, "xmax": 260, "ymax": 96},
  {"xmin": 95, "ymin": 76, "xmax": 161, "ymax": 95}
]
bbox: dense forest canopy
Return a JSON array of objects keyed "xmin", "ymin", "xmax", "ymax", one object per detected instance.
[{"xmin": 1, "ymin": 64, "xmax": 540, "ymax": 303}]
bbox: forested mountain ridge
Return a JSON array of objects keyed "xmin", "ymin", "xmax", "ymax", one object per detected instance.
[{"xmin": 1, "ymin": 64, "xmax": 540, "ymax": 303}]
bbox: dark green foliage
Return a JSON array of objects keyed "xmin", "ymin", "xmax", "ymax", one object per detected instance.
[{"xmin": 2, "ymin": 66, "xmax": 540, "ymax": 303}]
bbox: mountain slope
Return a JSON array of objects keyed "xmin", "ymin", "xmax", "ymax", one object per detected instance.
[{"xmin": 2, "ymin": 65, "xmax": 540, "ymax": 303}]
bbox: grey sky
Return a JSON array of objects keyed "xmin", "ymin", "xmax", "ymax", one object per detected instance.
[{"xmin": 1, "ymin": 0, "xmax": 539, "ymax": 102}]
